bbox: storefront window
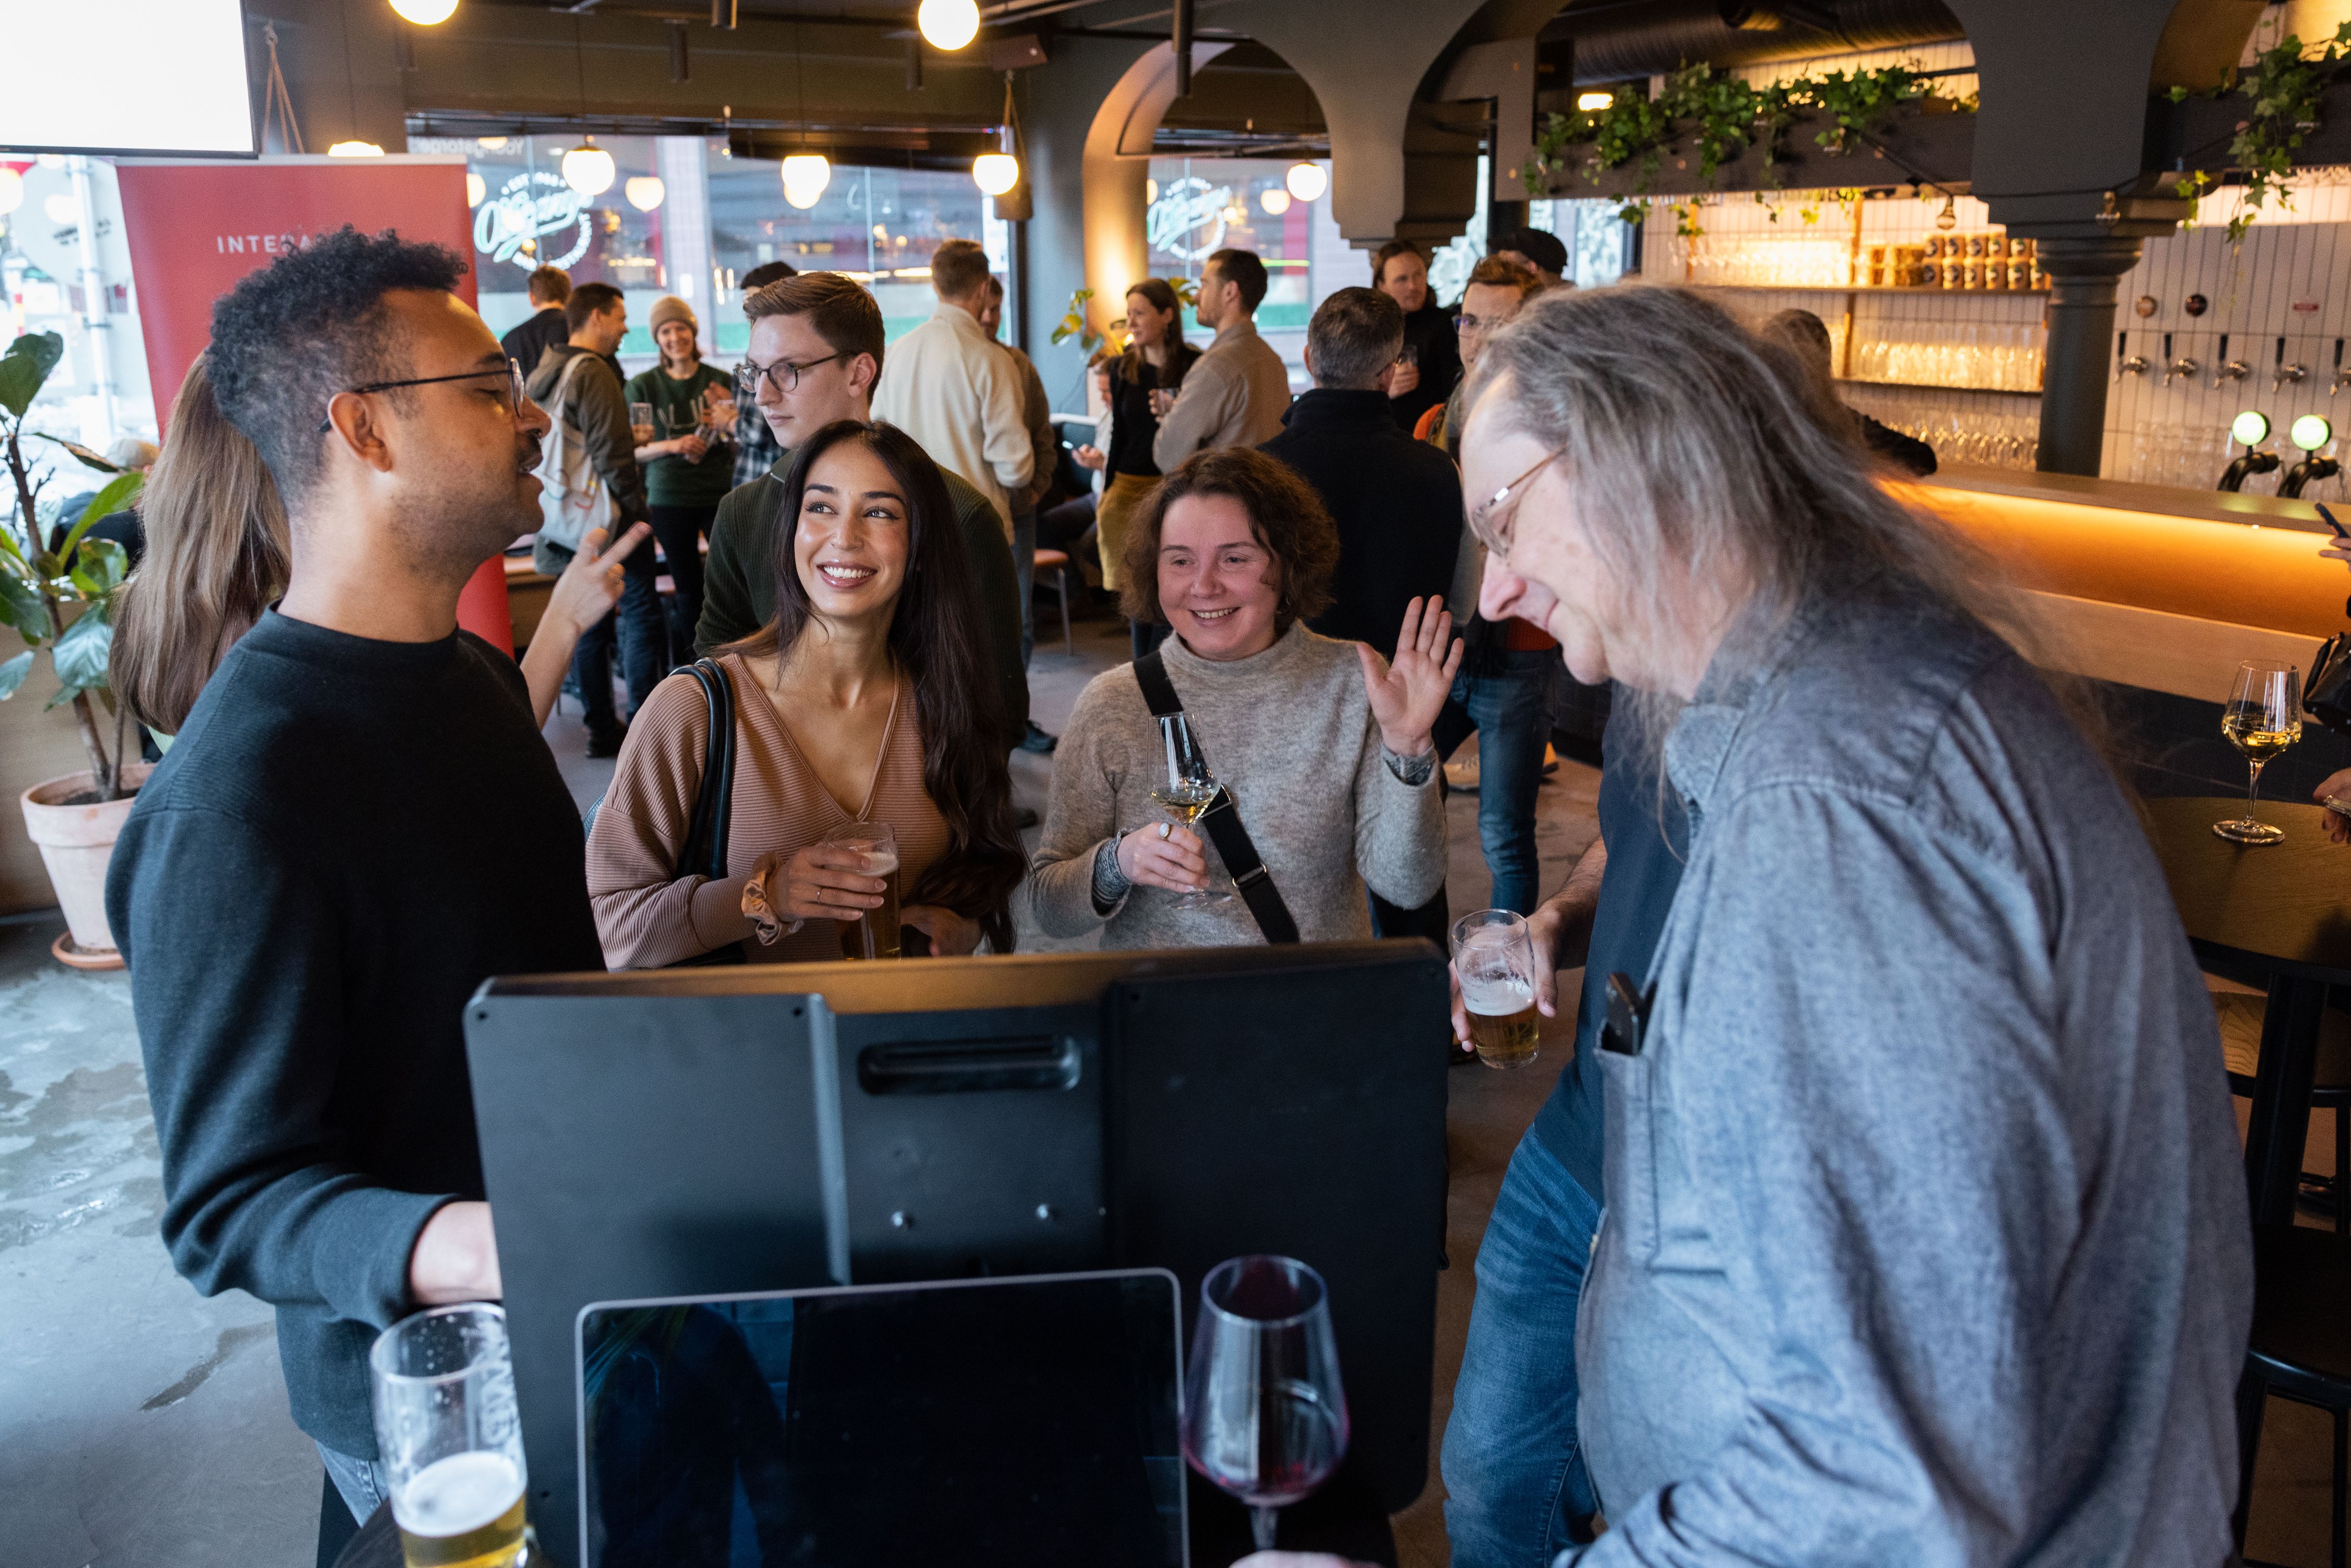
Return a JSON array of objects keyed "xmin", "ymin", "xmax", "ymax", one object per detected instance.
[{"xmin": 1145, "ymin": 157, "xmax": 1339, "ymax": 385}]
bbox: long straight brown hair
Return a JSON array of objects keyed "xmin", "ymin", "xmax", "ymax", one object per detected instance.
[
  {"xmin": 111, "ymin": 355, "xmax": 290, "ymax": 736},
  {"xmin": 729, "ymin": 420, "xmax": 1026, "ymax": 950}
]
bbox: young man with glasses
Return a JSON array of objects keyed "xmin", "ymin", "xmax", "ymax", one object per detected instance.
[
  {"xmin": 105, "ymin": 228, "xmax": 614, "ymax": 1549},
  {"xmin": 693, "ymin": 270, "xmax": 1028, "ymax": 753}
]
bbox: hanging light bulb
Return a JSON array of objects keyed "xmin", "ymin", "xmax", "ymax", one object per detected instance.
[
  {"xmin": 465, "ymin": 172, "xmax": 486, "ymax": 207},
  {"xmin": 476, "ymin": 135, "xmax": 508, "ymax": 150},
  {"xmin": 390, "ymin": 0, "xmax": 460, "ymax": 22},
  {"xmin": 625, "ymin": 175, "xmax": 667, "ymax": 212},
  {"xmin": 563, "ymin": 140, "xmax": 616, "ymax": 196},
  {"xmin": 781, "ymin": 154, "xmax": 831, "ymax": 210},
  {"xmin": 1935, "ymin": 193, "xmax": 1957, "ymax": 231},
  {"xmin": 328, "ymin": 140, "xmax": 385, "ymax": 158},
  {"xmin": 1284, "ymin": 161, "xmax": 1327, "ymax": 203},
  {"xmin": 973, "ymin": 152, "xmax": 1019, "ymax": 197},
  {"xmin": 916, "ymin": 0, "xmax": 980, "ymax": 51},
  {"xmin": 0, "ymin": 168, "xmax": 23, "ymax": 216},
  {"xmin": 1576, "ymin": 90, "xmax": 1614, "ymax": 111},
  {"xmin": 1260, "ymin": 187, "xmax": 1291, "ymax": 216}
]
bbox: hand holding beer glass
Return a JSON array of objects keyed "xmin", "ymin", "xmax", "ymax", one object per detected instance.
[
  {"xmin": 826, "ymin": 820, "xmax": 903, "ymax": 959},
  {"xmin": 370, "ymin": 1304, "xmax": 531, "ymax": 1567},
  {"xmin": 1450, "ymin": 910, "xmax": 1541, "ymax": 1069},
  {"xmin": 627, "ymin": 401, "xmax": 656, "ymax": 447}
]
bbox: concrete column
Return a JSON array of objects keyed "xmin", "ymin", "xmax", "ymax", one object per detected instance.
[
  {"xmin": 2034, "ymin": 237, "xmax": 2142, "ymax": 477},
  {"xmin": 655, "ymin": 137, "xmax": 713, "ymax": 313}
]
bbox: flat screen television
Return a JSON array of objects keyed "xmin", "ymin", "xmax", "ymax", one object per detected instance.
[{"xmin": 1, "ymin": 0, "xmax": 257, "ymax": 158}]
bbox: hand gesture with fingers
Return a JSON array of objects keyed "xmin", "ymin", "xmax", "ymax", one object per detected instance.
[
  {"xmin": 1356, "ymin": 596, "xmax": 1462, "ymax": 758},
  {"xmin": 545, "ymin": 522, "xmax": 651, "ymax": 639},
  {"xmin": 1116, "ymin": 821, "xmax": 1209, "ymax": 895}
]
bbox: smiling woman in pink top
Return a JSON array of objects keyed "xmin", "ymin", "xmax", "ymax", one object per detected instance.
[{"xmin": 587, "ymin": 420, "xmax": 1026, "ymax": 966}]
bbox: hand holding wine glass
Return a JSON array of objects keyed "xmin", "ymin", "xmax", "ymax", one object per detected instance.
[
  {"xmin": 2214, "ymin": 659, "xmax": 2301, "ymax": 845},
  {"xmin": 1155, "ymin": 713, "xmax": 1232, "ymax": 905}
]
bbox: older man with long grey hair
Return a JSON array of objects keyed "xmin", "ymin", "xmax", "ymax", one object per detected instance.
[{"xmin": 1440, "ymin": 285, "xmax": 2252, "ymax": 1565}]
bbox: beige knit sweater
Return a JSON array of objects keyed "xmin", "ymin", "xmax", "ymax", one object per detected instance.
[{"xmin": 1027, "ymin": 624, "xmax": 1446, "ymax": 948}]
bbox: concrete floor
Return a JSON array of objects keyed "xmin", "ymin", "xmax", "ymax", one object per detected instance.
[{"xmin": 2, "ymin": 600, "xmax": 2340, "ymax": 1564}]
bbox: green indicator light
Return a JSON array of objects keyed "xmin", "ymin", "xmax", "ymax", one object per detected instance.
[
  {"xmin": 2290, "ymin": 414, "xmax": 2333, "ymax": 452},
  {"xmin": 2231, "ymin": 409, "xmax": 2271, "ymax": 447}
]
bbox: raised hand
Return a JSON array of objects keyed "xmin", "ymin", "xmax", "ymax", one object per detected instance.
[
  {"xmin": 545, "ymin": 522, "xmax": 651, "ymax": 640},
  {"xmin": 1355, "ymin": 596, "xmax": 1462, "ymax": 758}
]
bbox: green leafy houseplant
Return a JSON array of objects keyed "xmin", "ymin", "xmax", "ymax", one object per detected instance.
[
  {"xmin": 2, "ymin": 330, "xmax": 147, "ymax": 803},
  {"xmin": 2169, "ymin": 21, "xmax": 2351, "ymax": 242},
  {"xmin": 1049, "ymin": 276, "xmax": 1201, "ymax": 353}
]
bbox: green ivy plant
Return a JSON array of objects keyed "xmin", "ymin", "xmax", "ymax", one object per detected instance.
[
  {"xmin": 2168, "ymin": 21, "xmax": 2351, "ymax": 242},
  {"xmin": 1530, "ymin": 61, "xmax": 1936, "ymax": 206},
  {"xmin": 2, "ymin": 331, "xmax": 147, "ymax": 801}
]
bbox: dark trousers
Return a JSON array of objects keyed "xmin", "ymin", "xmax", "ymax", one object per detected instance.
[
  {"xmin": 648, "ymin": 503, "xmax": 716, "ymax": 667},
  {"xmin": 571, "ymin": 531, "xmax": 664, "ymax": 738}
]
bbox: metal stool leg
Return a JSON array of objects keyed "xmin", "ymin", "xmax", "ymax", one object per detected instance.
[
  {"xmin": 2236, "ymin": 1365, "xmax": 2267, "ymax": 1551},
  {"xmin": 1056, "ymin": 563, "xmax": 1073, "ymax": 657}
]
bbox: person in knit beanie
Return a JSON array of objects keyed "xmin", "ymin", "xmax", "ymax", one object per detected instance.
[{"xmin": 626, "ymin": 295, "xmax": 737, "ymax": 661}]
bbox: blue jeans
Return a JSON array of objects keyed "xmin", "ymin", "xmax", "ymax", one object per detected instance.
[
  {"xmin": 318, "ymin": 1441, "xmax": 391, "ymax": 1525},
  {"xmin": 1452, "ymin": 650, "xmax": 1554, "ymax": 915},
  {"xmin": 567, "ymin": 533, "xmax": 664, "ymax": 736},
  {"xmin": 1442, "ymin": 1131, "xmax": 1601, "ymax": 1568},
  {"xmin": 1011, "ymin": 508, "xmax": 1037, "ymax": 669}
]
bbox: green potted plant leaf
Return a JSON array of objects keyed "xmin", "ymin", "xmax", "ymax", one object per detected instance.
[{"xmin": 3, "ymin": 330, "xmax": 149, "ymax": 968}]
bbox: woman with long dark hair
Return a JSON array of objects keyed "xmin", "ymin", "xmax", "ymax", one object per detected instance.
[
  {"xmin": 1073, "ymin": 280, "xmax": 1198, "ymax": 610},
  {"xmin": 588, "ymin": 420, "xmax": 1026, "ymax": 966}
]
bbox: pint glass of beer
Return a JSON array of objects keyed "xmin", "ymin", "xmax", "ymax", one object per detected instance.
[
  {"xmin": 369, "ymin": 1304, "xmax": 530, "ymax": 1568},
  {"xmin": 828, "ymin": 820, "xmax": 903, "ymax": 960},
  {"xmin": 1450, "ymin": 909, "xmax": 1541, "ymax": 1070}
]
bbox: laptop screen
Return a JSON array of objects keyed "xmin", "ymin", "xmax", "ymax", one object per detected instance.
[{"xmin": 576, "ymin": 1269, "xmax": 1185, "ymax": 1567}]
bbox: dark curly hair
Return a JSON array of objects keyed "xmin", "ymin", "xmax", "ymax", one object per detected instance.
[
  {"xmin": 205, "ymin": 226, "xmax": 468, "ymax": 507},
  {"xmin": 1119, "ymin": 447, "xmax": 1339, "ymax": 632}
]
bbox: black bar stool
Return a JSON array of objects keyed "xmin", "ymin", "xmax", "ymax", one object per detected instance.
[
  {"xmin": 2217, "ymin": 992, "xmax": 2349, "ymax": 1234},
  {"xmin": 2233, "ymin": 1225, "xmax": 2350, "ymax": 1568}
]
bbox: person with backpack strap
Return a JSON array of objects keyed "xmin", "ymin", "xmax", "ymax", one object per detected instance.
[{"xmin": 1028, "ymin": 447, "xmax": 1454, "ymax": 948}]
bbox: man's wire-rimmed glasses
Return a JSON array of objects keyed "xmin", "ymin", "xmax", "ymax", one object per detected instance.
[
  {"xmin": 736, "ymin": 352, "xmax": 842, "ymax": 399},
  {"xmin": 1465, "ymin": 446, "xmax": 1566, "ymax": 557},
  {"xmin": 318, "ymin": 358, "xmax": 525, "ymax": 433}
]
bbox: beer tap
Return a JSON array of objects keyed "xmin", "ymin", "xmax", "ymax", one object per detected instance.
[
  {"xmin": 2210, "ymin": 334, "xmax": 2251, "ymax": 389},
  {"xmin": 2218, "ymin": 409, "xmax": 2280, "ymax": 492},
  {"xmin": 2115, "ymin": 330, "xmax": 2148, "ymax": 381},
  {"xmin": 2274, "ymin": 336, "xmax": 2307, "ymax": 390},
  {"xmin": 2161, "ymin": 334, "xmax": 2198, "ymax": 387},
  {"xmin": 2280, "ymin": 414, "xmax": 2340, "ymax": 499}
]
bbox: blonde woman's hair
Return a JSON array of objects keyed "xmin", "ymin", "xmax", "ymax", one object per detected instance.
[{"xmin": 111, "ymin": 355, "xmax": 291, "ymax": 735}]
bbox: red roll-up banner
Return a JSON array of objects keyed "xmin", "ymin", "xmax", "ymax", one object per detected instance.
[{"xmin": 114, "ymin": 156, "xmax": 513, "ymax": 653}]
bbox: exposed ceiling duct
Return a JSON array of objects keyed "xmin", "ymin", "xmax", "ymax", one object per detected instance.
[{"xmin": 1543, "ymin": 0, "xmax": 1965, "ymax": 84}]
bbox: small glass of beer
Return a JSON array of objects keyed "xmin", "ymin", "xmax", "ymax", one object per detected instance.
[
  {"xmin": 1450, "ymin": 909, "xmax": 1541, "ymax": 1070},
  {"xmin": 828, "ymin": 819, "xmax": 903, "ymax": 959},
  {"xmin": 369, "ymin": 1303, "xmax": 530, "ymax": 1568}
]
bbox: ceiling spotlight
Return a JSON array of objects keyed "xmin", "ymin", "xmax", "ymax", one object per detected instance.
[
  {"xmin": 0, "ymin": 168, "xmax": 21, "ymax": 217},
  {"xmin": 1576, "ymin": 90, "xmax": 1613, "ymax": 111},
  {"xmin": 2231, "ymin": 409, "xmax": 2271, "ymax": 448},
  {"xmin": 390, "ymin": 0, "xmax": 459, "ymax": 21},
  {"xmin": 465, "ymin": 172, "xmax": 486, "ymax": 207},
  {"xmin": 328, "ymin": 141, "xmax": 386, "ymax": 158},
  {"xmin": 625, "ymin": 175, "xmax": 666, "ymax": 212},
  {"xmin": 563, "ymin": 140, "xmax": 616, "ymax": 196},
  {"xmin": 1285, "ymin": 161, "xmax": 1327, "ymax": 203},
  {"xmin": 2291, "ymin": 414, "xmax": 2333, "ymax": 451},
  {"xmin": 973, "ymin": 152, "xmax": 1019, "ymax": 197},
  {"xmin": 782, "ymin": 154, "xmax": 831, "ymax": 210},
  {"xmin": 916, "ymin": 0, "xmax": 980, "ymax": 51},
  {"xmin": 1260, "ymin": 187, "xmax": 1291, "ymax": 216}
]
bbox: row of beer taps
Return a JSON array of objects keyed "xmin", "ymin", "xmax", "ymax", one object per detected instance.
[{"xmin": 2116, "ymin": 331, "xmax": 2351, "ymax": 393}]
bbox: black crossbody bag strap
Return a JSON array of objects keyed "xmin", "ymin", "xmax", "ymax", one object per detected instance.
[
  {"xmin": 671, "ymin": 658, "xmax": 746, "ymax": 968},
  {"xmin": 1132, "ymin": 651, "xmax": 1300, "ymax": 945}
]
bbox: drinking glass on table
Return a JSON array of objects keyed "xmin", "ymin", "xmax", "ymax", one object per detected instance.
[
  {"xmin": 827, "ymin": 820, "xmax": 903, "ymax": 959},
  {"xmin": 370, "ymin": 1304, "xmax": 531, "ymax": 1567},
  {"xmin": 1450, "ymin": 909, "xmax": 1541, "ymax": 1069},
  {"xmin": 1182, "ymin": 1255, "xmax": 1349, "ymax": 1554},
  {"xmin": 2215, "ymin": 659, "xmax": 2302, "ymax": 844},
  {"xmin": 1154, "ymin": 713, "xmax": 1231, "ymax": 907}
]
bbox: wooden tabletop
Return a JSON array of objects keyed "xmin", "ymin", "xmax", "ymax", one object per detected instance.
[{"xmin": 2143, "ymin": 796, "xmax": 2351, "ymax": 983}]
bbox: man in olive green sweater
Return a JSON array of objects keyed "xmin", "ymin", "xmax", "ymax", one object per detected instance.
[{"xmin": 693, "ymin": 272, "xmax": 1027, "ymax": 751}]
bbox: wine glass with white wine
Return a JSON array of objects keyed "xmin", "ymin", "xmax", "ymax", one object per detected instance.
[
  {"xmin": 1152, "ymin": 713, "xmax": 1232, "ymax": 907},
  {"xmin": 2214, "ymin": 659, "xmax": 2302, "ymax": 844}
]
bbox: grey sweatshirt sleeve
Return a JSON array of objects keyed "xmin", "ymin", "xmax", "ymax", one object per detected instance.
[
  {"xmin": 1565, "ymin": 788, "xmax": 2087, "ymax": 1567},
  {"xmin": 1151, "ymin": 353, "xmax": 1239, "ymax": 470},
  {"xmin": 1026, "ymin": 677, "xmax": 1133, "ymax": 937},
  {"xmin": 1352, "ymin": 708, "xmax": 1445, "ymax": 909}
]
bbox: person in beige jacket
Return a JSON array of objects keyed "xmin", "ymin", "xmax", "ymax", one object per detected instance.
[
  {"xmin": 1151, "ymin": 247, "xmax": 1293, "ymax": 470},
  {"xmin": 870, "ymin": 238, "xmax": 1033, "ymax": 533}
]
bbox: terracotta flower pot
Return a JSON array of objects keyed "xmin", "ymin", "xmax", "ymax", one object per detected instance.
[{"xmin": 19, "ymin": 764, "xmax": 152, "ymax": 968}]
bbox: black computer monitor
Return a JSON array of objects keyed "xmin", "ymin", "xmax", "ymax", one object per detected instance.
[{"xmin": 465, "ymin": 942, "xmax": 1448, "ymax": 1566}]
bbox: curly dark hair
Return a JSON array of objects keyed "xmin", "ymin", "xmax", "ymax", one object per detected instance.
[
  {"xmin": 1119, "ymin": 447, "xmax": 1340, "ymax": 633},
  {"xmin": 728, "ymin": 420, "xmax": 1027, "ymax": 951},
  {"xmin": 205, "ymin": 226, "xmax": 468, "ymax": 506}
]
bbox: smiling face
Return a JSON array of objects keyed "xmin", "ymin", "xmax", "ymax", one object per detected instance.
[
  {"xmin": 1377, "ymin": 250, "xmax": 1429, "ymax": 313},
  {"xmin": 1156, "ymin": 492, "xmax": 1282, "ymax": 661},
  {"xmin": 793, "ymin": 439, "xmax": 910, "ymax": 630},
  {"xmin": 655, "ymin": 319, "xmax": 699, "ymax": 367}
]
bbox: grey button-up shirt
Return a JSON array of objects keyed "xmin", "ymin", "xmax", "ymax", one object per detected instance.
[{"xmin": 1565, "ymin": 584, "xmax": 2252, "ymax": 1566}]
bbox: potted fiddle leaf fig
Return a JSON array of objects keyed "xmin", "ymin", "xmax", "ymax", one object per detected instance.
[{"xmin": 3, "ymin": 329, "xmax": 149, "ymax": 966}]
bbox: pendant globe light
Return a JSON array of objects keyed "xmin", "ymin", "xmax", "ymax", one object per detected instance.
[
  {"xmin": 389, "ymin": 0, "xmax": 460, "ymax": 22},
  {"xmin": 917, "ymin": 0, "xmax": 980, "ymax": 51},
  {"xmin": 625, "ymin": 175, "xmax": 667, "ymax": 212},
  {"xmin": 328, "ymin": 141, "xmax": 386, "ymax": 158},
  {"xmin": 564, "ymin": 139, "xmax": 616, "ymax": 196},
  {"xmin": 1284, "ymin": 161, "xmax": 1328, "ymax": 203},
  {"xmin": 1259, "ymin": 187, "xmax": 1291, "ymax": 216},
  {"xmin": 782, "ymin": 154, "xmax": 831, "ymax": 210},
  {"xmin": 971, "ymin": 75, "xmax": 1022, "ymax": 199}
]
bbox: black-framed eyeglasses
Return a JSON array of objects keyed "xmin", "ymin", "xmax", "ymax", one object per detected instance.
[
  {"xmin": 1466, "ymin": 446, "xmax": 1566, "ymax": 557},
  {"xmin": 318, "ymin": 358, "xmax": 526, "ymax": 433},
  {"xmin": 736, "ymin": 352, "xmax": 841, "ymax": 398}
]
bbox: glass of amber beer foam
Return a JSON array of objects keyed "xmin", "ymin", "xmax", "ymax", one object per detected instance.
[
  {"xmin": 1450, "ymin": 909, "xmax": 1542, "ymax": 1070},
  {"xmin": 826, "ymin": 819, "xmax": 903, "ymax": 960},
  {"xmin": 370, "ymin": 1304, "xmax": 531, "ymax": 1567}
]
